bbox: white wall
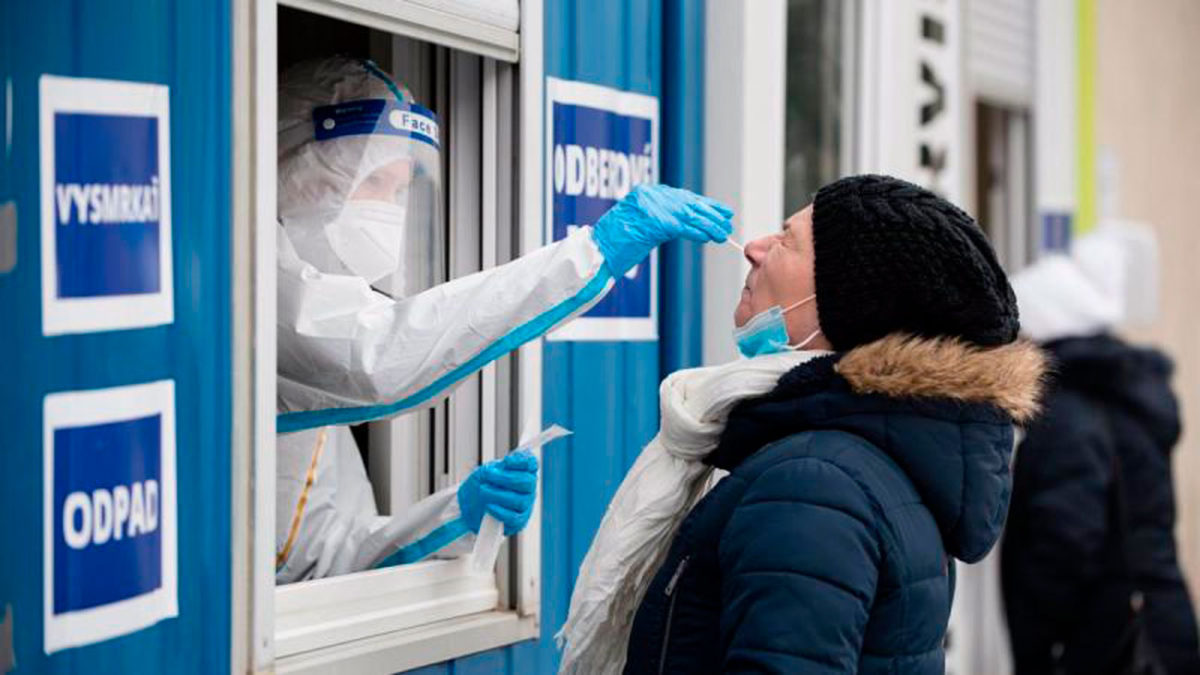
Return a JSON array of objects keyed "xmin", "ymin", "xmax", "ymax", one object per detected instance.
[
  {"xmin": 1034, "ymin": 0, "xmax": 1077, "ymax": 221},
  {"xmin": 857, "ymin": 0, "xmax": 965, "ymax": 202},
  {"xmin": 702, "ymin": 0, "xmax": 787, "ymax": 365}
]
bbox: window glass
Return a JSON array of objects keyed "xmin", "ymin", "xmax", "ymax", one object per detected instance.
[
  {"xmin": 784, "ymin": 0, "xmax": 845, "ymax": 214},
  {"xmin": 974, "ymin": 101, "xmax": 1032, "ymax": 269}
]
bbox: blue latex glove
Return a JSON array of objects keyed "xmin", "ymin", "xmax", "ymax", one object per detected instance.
[
  {"xmin": 592, "ymin": 184, "xmax": 734, "ymax": 276},
  {"xmin": 457, "ymin": 450, "xmax": 539, "ymax": 536}
]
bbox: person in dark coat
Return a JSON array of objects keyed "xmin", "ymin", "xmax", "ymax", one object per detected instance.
[
  {"xmin": 624, "ymin": 334, "xmax": 1044, "ymax": 674},
  {"xmin": 558, "ymin": 175, "xmax": 1047, "ymax": 674},
  {"xmin": 1003, "ymin": 244, "xmax": 1200, "ymax": 674}
]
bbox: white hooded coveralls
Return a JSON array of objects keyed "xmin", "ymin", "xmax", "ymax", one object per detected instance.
[{"xmin": 273, "ymin": 58, "xmax": 614, "ymax": 582}]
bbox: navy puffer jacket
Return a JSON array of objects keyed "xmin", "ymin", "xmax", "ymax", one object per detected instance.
[
  {"xmin": 623, "ymin": 334, "xmax": 1046, "ymax": 674},
  {"xmin": 1002, "ymin": 334, "xmax": 1200, "ymax": 674}
]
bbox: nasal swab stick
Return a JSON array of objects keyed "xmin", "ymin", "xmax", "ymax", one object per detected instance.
[{"xmin": 468, "ymin": 424, "xmax": 572, "ymax": 576}]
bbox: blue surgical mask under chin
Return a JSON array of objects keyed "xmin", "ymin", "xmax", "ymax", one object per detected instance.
[{"xmin": 733, "ymin": 295, "xmax": 821, "ymax": 358}]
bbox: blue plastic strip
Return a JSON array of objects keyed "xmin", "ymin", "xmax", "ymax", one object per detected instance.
[
  {"xmin": 374, "ymin": 517, "xmax": 471, "ymax": 567},
  {"xmin": 312, "ymin": 98, "xmax": 440, "ymax": 149},
  {"xmin": 276, "ymin": 263, "xmax": 614, "ymax": 433},
  {"xmin": 362, "ymin": 59, "xmax": 408, "ymax": 104}
]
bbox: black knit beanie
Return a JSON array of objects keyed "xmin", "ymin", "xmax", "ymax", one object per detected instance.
[{"xmin": 811, "ymin": 174, "xmax": 1019, "ymax": 350}]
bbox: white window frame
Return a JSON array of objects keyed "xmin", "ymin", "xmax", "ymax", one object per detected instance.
[
  {"xmin": 278, "ymin": 0, "xmax": 519, "ymax": 62},
  {"xmin": 232, "ymin": 1, "xmax": 545, "ymax": 672}
]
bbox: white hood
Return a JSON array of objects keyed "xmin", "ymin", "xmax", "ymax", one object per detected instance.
[
  {"xmin": 1011, "ymin": 222, "xmax": 1159, "ymax": 342},
  {"xmin": 1011, "ymin": 254, "xmax": 1120, "ymax": 342}
]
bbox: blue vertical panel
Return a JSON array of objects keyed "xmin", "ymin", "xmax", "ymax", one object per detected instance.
[
  {"xmin": 507, "ymin": 640, "xmax": 540, "ymax": 672},
  {"xmin": 566, "ymin": 345, "xmax": 623, "ymax": 578},
  {"xmin": 659, "ymin": 0, "xmax": 708, "ymax": 375},
  {"xmin": 451, "ymin": 648, "xmax": 508, "ymax": 674},
  {"xmin": 405, "ymin": 1, "xmax": 705, "ymax": 672},
  {"xmin": 539, "ymin": 1, "xmax": 664, "ymax": 673},
  {"xmin": 0, "ymin": 0, "xmax": 231, "ymax": 672},
  {"xmin": 539, "ymin": 344, "xmax": 573, "ymax": 670}
]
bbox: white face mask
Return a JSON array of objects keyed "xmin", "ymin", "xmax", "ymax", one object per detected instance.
[{"xmin": 325, "ymin": 199, "xmax": 407, "ymax": 284}]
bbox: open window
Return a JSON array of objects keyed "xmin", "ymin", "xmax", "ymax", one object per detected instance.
[
  {"xmin": 974, "ymin": 101, "xmax": 1033, "ymax": 270},
  {"xmin": 966, "ymin": 0, "xmax": 1036, "ymax": 271},
  {"xmin": 783, "ymin": 0, "xmax": 855, "ymax": 215},
  {"xmin": 236, "ymin": 1, "xmax": 544, "ymax": 671}
]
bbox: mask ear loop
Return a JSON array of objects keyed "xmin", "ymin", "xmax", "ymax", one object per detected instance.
[
  {"xmin": 780, "ymin": 294, "xmax": 820, "ymax": 349},
  {"xmin": 787, "ymin": 329, "xmax": 823, "ymax": 351},
  {"xmin": 781, "ymin": 294, "xmax": 816, "ymax": 314}
]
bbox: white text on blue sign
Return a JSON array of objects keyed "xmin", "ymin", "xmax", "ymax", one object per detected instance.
[
  {"xmin": 55, "ymin": 177, "xmax": 162, "ymax": 226},
  {"xmin": 552, "ymin": 142, "xmax": 655, "ymax": 201},
  {"xmin": 62, "ymin": 480, "xmax": 159, "ymax": 549}
]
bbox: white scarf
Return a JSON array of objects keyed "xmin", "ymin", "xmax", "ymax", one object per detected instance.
[{"xmin": 556, "ymin": 350, "xmax": 827, "ymax": 674}]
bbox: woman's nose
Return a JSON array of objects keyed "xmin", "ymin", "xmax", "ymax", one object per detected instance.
[{"xmin": 744, "ymin": 235, "xmax": 772, "ymax": 266}]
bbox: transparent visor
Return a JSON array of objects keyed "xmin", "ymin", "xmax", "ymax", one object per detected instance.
[{"xmin": 289, "ymin": 99, "xmax": 444, "ymax": 298}]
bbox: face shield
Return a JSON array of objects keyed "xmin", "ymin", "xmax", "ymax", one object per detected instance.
[{"xmin": 278, "ymin": 58, "xmax": 444, "ymax": 298}]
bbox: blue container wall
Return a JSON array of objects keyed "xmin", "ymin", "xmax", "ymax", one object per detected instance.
[
  {"xmin": 406, "ymin": 2, "xmax": 705, "ymax": 673},
  {"xmin": 0, "ymin": 1, "xmax": 232, "ymax": 672},
  {"xmin": 659, "ymin": 0, "xmax": 708, "ymax": 374}
]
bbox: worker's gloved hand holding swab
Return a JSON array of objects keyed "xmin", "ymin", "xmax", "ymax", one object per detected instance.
[
  {"xmin": 591, "ymin": 184, "xmax": 733, "ymax": 276},
  {"xmin": 467, "ymin": 424, "xmax": 572, "ymax": 575}
]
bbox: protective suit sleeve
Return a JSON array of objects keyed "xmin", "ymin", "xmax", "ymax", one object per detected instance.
[
  {"xmin": 275, "ymin": 426, "xmax": 472, "ymax": 583},
  {"xmin": 276, "ymin": 223, "xmax": 613, "ymax": 432}
]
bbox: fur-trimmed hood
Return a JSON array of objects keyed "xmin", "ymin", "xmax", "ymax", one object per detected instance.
[
  {"xmin": 836, "ymin": 333, "xmax": 1047, "ymax": 424},
  {"xmin": 711, "ymin": 333, "xmax": 1048, "ymax": 562}
]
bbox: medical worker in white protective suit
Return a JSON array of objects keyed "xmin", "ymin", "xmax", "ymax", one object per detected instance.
[{"xmin": 273, "ymin": 57, "xmax": 734, "ymax": 583}]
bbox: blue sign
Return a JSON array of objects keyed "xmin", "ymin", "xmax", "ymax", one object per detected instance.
[
  {"xmin": 1042, "ymin": 211, "xmax": 1073, "ymax": 253},
  {"xmin": 53, "ymin": 414, "xmax": 163, "ymax": 614},
  {"xmin": 53, "ymin": 113, "xmax": 162, "ymax": 297},
  {"xmin": 546, "ymin": 78, "xmax": 659, "ymax": 341},
  {"xmin": 43, "ymin": 380, "xmax": 176, "ymax": 653},
  {"xmin": 40, "ymin": 76, "xmax": 173, "ymax": 335}
]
